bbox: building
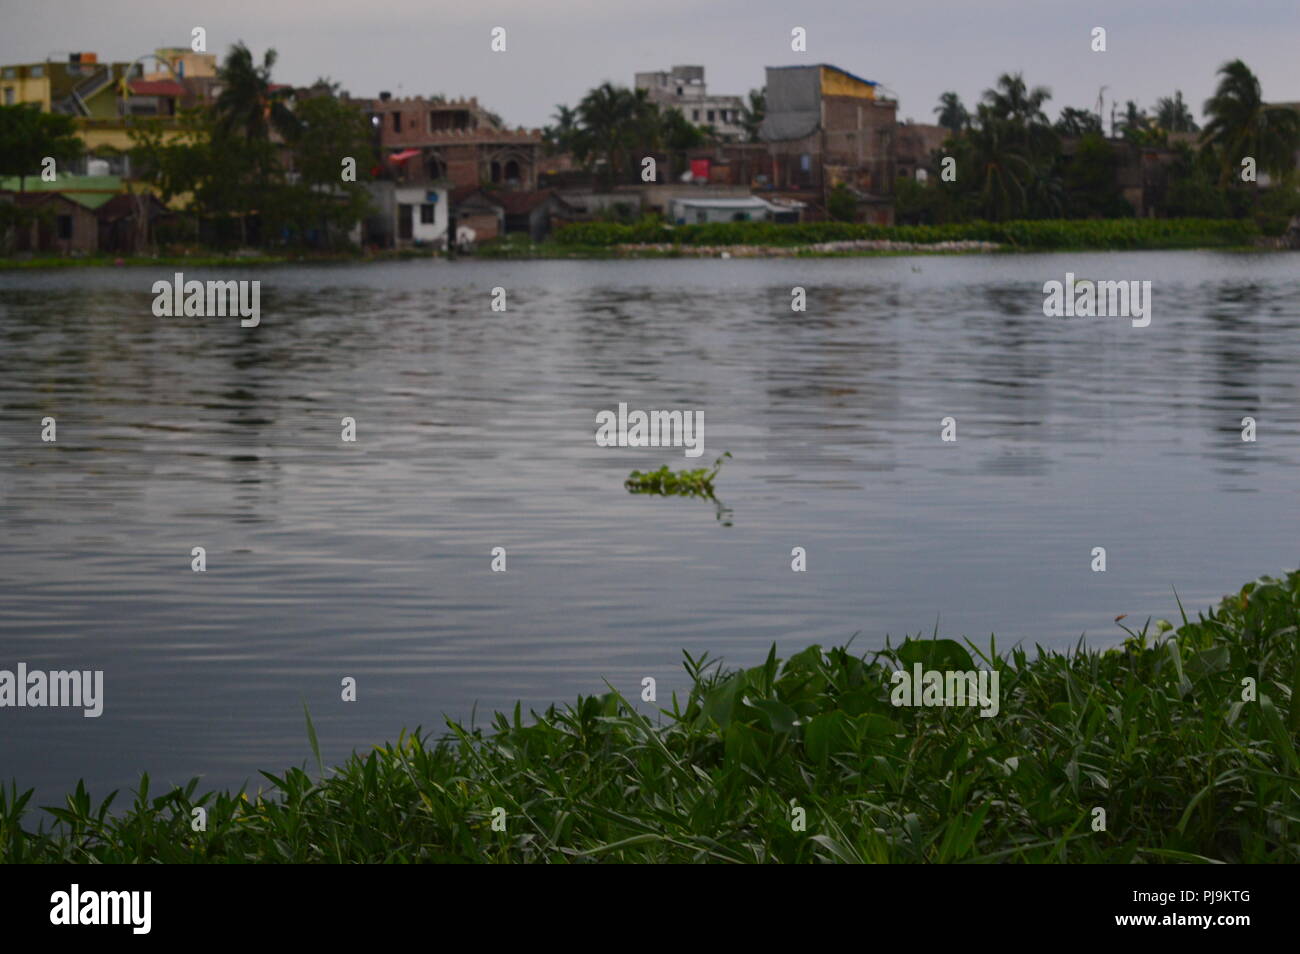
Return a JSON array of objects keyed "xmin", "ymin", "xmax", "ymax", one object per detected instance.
[
  {"xmin": 893, "ymin": 122, "xmax": 950, "ymax": 181},
  {"xmin": 0, "ymin": 191, "xmax": 100, "ymax": 254},
  {"xmin": 363, "ymin": 179, "xmax": 450, "ymax": 248},
  {"xmin": 759, "ymin": 64, "xmax": 899, "ymax": 222},
  {"xmin": 668, "ymin": 194, "xmax": 784, "ymax": 225},
  {"xmin": 634, "ymin": 65, "xmax": 747, "ymax": 141},
  {"xmin": 357, "ymin": 94, "xmax": 543, "ymax": 192},
  {"xmin": 0, "ymin": 49, "xmax": 218, "ymax": 164}
]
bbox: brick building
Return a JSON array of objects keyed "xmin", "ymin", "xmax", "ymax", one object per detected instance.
[
  {"xmin": 358, "ymin": 94, "xmax": 543, "ymax": 192},
  {"xmin": 759, "ymin": 64, "xmax": 899, "ymax": 222}
]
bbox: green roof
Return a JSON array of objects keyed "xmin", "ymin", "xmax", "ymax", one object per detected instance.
[{"xmin": 0, "ymin": 174, "xmax": 123, "ymax": 209}]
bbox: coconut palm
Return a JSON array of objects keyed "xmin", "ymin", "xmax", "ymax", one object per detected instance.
[
  {"xmin": 934, "ymin": 92, "xmax": 969, "ymax": 134},
  {"xmin": 1201, "ymin": 59, "xmax": 1300, "ymax": 184},
  {"xmin": 1154, "ymin": 91, "xmax": 1199, "ymax": 133},
  {"xmin": 982, "ymin": 73, "xmax": 1052, "ymax": 127},
  {"xmin": 739, "ymin": 88, "xmax": 766, "ymax": 143},
  {"xmin": 1054, "ymin": 106, "xmax": 1103, "ymax": 138},
  {"xmin": 214, "ymin": 43, "xmax": 299, "ymax": 143}
]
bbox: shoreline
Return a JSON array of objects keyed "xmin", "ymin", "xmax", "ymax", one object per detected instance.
[
  {"xmin": 0, "ymin": 240, "xmax": 1280, "ymax": 270},
  {"xmin": 4, "ymin": 570, "xmax": 1297, "ymax": 863}
]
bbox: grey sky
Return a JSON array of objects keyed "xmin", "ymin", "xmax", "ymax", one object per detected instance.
[{"xmin": 4, "ymin": 0, "xmax": 1297, "ymax": 129}]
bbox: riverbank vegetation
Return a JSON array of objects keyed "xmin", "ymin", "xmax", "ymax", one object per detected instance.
[
  {"xmin": 3, "ymin": 570, "xmax": 1298, "ymax": 863},
  {"xmin": 554, "ymin": 217, "xmax": 1259, "ymax": 252}
]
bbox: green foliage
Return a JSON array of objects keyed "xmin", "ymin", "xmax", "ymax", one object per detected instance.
[
  {"xmin": 556, "ymin": 217, "xmax": 1258, "ymax": 250},
  {"xmin": 4, "ymin": 570, "xmax": 1300, "ymax": 862},
  {"xmin": 826, "ymin": 183, "xmax": 858, "ymax": 222},
  {"xmin": 0, "ymin": 104, "xmax": 82, "ymax": 188},
  {"xmin": 625, "ymin": 452, "xmax": 730, "ymax": 498}
]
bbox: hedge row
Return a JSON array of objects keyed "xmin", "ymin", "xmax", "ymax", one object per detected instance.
[{"xmin": 554, "ymin": 217, "xmax": 1261, "ymax": 250}]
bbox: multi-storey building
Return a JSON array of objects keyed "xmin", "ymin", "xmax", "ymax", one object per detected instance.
[
  {"xmin": 357, "ymin": 93, "xmax": 543, "ymax": 191},
  {"xmin": 634, "ymin": 65, "xmax": 747, "ymax": 141},
  {"xmin": 759, "ymin": 63, "xmax": 899, "ymax": 222}
]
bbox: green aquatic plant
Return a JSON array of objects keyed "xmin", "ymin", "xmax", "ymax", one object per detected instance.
[
  {"xmin": 4, "ymin": 569, "xmax": 1299, "ymax": 863},
  {"xmin": 624, "ymin": 452, "xmax": 730, "ymax": 498}
]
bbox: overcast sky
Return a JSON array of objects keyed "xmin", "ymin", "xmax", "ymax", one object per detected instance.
[{"xmin": 4, "ymin": 0, "xmax": 1297, "ymax": 129}]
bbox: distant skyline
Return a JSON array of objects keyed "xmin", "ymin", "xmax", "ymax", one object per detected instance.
[{"xmin": 3, "ymin": 0, "xmax": 1297, "ymax": 130}]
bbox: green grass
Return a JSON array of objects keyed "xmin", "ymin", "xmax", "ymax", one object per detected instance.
[
  {"xmin": 555, "ymin": 216, "xmax": 1262, "ymax": 251},
  {"xmin": 3, "ymin": 570, "xmax": 1299, "ymax": 863}
]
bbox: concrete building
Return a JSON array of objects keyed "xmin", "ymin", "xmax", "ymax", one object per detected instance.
[
  {"xmin": 358, "ymin": 94, "xmax": 543, "ymax": 193},
  {"xmin": 634, "ymin": 65, "xmax": 747, "ymax": 141},
  {"xmin": 759, "ymin": 64, "xmax": 899, "ymax": 222},
  {"xmin": 668, "ymin": 194, "xmax": 784, "ymax": 225},
  {"xmin": 363, "ymin": 180, "xmax": 450, "ymax": 248}
]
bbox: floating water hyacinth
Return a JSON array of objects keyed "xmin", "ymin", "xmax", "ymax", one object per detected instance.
[{"xmin": 624, "ymin": 452, "xmax": 730, "ymax": 498}]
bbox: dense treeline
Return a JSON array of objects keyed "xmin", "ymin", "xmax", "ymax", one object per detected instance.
[{"xmin": 901, "ymin": 61, "xmax": 1299, "ymax": 231}]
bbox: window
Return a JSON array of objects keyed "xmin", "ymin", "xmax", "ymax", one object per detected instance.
[
  {"xmin": 31, "ymin": 65, "xmax": 44, "ymax": 78},
  {"xmin": 707, "ymin": 110, "xmax": 715, "ymax": 121},
  {"xmin": 420, "ymin": 204, "xmax": 434, "ymax": 224},
  {"xmin": 2, "ymin": 68, "xmax": 15, "ymax": 79},
  {"xmin": 3, "ymin": 88, "xmax": 12, "ymax": 105},
  {"xmin": 177, "ymin": 61, "xmax": 185, "ymax": 77},
  {"xmin": 56, "ymin": 215, "xmax": 73, "ymax": 240},
  {"xmin": 696, "ymin": 210, "xmax": 707, "ymax": 224},
  {"xmin": 676, "ymin": 86, "xmax": 683, "ymax": 95},
  {"xmin": 692, "ymin": 110, "xmax": 699, "ymax": 121},
  {"xmin": 392, "ymin": 111, "xmax": 401, "ymax": 132}
]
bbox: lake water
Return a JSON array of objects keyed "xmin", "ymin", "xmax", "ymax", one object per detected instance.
[{"xmin": 2, "ymin": 251, "xmax": 1298, "ymax": 800}]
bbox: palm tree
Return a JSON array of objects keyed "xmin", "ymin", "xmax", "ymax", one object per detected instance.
[
  {"xmin": 739, "ymin": 88, "xmax": 766, "ymax": 143},
  {"xmin": 1201, "ymin": 59, "xmax": 1300, "ymax": 184},
  {"xmin": 214, "ymin": 43, "xmax": 299, "ymax": 143},
  {"xmin": 1154, "ymin": 91, "xmax": 1198, "ymax": 133},
  {"xmin": 934, "ymin": 91, "xmax": 969, "ymax": 134},
  {"xmin": 982, "ymin": 73, "xmax": 1051, "ymax": 126},
  {"xmin": 575, "ymin": 83, "xmax": 660, "ymax": 185},
  {"xmin": 963, "ymin": 106, "xmax": 1035, "ymax": 220},
  {"xmin": 1054, "ymin": 106, "xmax": 1103, "ymax": 138},
  {"xmin": 543, "ymin": 104, "xmax": 580, "ymax": 155}
]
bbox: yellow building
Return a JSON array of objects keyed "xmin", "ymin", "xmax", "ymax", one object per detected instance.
[{"xmin": 1, "ymin": 50, "xmax": 215, "ymax": 155}]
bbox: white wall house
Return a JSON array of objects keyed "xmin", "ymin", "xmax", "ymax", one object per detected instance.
[
  {"xmin": 669, "ymin": 195, "xmax": 782, "ymax": 225},
  {"xmin": 394, "ymin": 184, "xmax": 449, "ymax": 246}
]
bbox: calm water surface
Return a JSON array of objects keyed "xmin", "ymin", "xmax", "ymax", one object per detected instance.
[{"xmin": 2, "ymin": 252, "xmax": 1298, "ymax": 798}]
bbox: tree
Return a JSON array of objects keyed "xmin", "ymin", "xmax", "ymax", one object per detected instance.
[
  {"xmin": 827, "ymin": 182, "xmax": 857, "ymax": 221},
  {"xmin": 1054, "ymin": 106, "xmax": 1103, "ymax": 139},
  {"xmin": 542, "ymin": 104, "xmax": 580, "ymax": 155},
  {"xmin": 1201, "ymin": 59, "xmax": 1300, "ymax": 185},
  {"xmin": 739, "ymin": 88, "xmax": 765, "ymax": 142},
  {"xmin": 1154, "ymin": 91, "xmax": 1199, "ymax": 133},
  {"xmin": 982, "ymin": 73, "xmax": 1051, "ymax": 126},
  {"xmin": 659, "ymin": 107, "xmax": 704, "ymax": 180},
  {"xmin": 934, "ymin": 92, "xmax": 969, "ymax": 134},
  {"xmin": 0, "ymin": 104, "xmax": 82, "ymax": 191},
  {"xmin": 214, "ymin": 43, "xmax": 299, "ymax": 143},
  {"xmin": 285, "ymin": 93, "xmax": 374, "ymax": 247},
  {"xmin": 572, "ymin": 83, "xmax": 660, "ymax": 186}
]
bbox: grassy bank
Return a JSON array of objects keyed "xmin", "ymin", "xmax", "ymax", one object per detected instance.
[
  {"xmin": 3, "ymin": 571, "xmax": 1299, "ymax": 863},
  {"xmin": 553, "ymin": 216, "xmax": 1262, "ymax": 252},
  {"xmin": 0, "ymin": 248, "xmax": 436, "ymax": 270}
]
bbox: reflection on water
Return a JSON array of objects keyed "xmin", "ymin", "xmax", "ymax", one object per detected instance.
[{"xmin": 1, "ymin": 251, "xmax": 1298, "ymax": 799}]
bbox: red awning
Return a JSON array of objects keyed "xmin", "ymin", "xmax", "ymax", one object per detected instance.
[{"xmin": 389, "ymin": 149, "xmax": 421, "ymax": 164}]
